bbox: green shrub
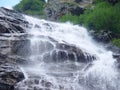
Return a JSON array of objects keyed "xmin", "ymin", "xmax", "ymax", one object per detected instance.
[
  {"xmin": 13, "ymin": 0, "xmax": 45, "ymax": 15},
  {"xmin": 79, "ymin": 2, "xmax": 120, "ymax": 33},
  {"xmin": 112, "ymin": 38, "xmax": 120, "ymax": 47}
]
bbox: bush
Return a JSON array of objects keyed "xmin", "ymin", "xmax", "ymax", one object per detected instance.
[
  {"xmin": 112, "ymin": 38, "xmax": 120, "ymax": 47},
  {"xmin": 60, "ymin": 1, "xmax": 120, "ymax": 34},
  {"xmin": 13, "ymin": 0, "xmax": 45, "ymax": 15},
  {"xmin": 79, "ymin": 2, "xmax": 120, "ymax": 34}
]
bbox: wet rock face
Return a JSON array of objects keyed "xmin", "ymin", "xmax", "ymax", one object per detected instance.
[
  {"xmin": 0, "ymin": 63, "xmax": 24, "ymax": 90},
  {"xmin": 0, "ymin": 7, "xmax": 29, "ymax": 89},
  {"xmin": 31, "ymin": 36, "xmax": 96, "ymax": 63},
  {"xmin": 11, "ymin": 39, "xmax": 31, "ymax": 57},
  {"xmin": 90, "ymin": 30, "xmax": 112, "ymax": 43},
  {"xmin": 56, "ymin": 43, "xmax": 96, "ymax": 63},
  {"xmin": 70, "ymin": 7, "xmax": 84, "ymax": 16},
  {"xmin": 15, "ymin": 77, "xmax": 54, "ymax": 90},
  {"xmin": 0, "ymin": 7, "xmax": 28, "ymax": 33},
  {"xmin": 113, "ymin": 54, "xmax": 120, "ymax": 68}
]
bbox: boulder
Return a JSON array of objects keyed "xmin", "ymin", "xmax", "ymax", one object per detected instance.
[{"xmin": 0, "ymin": 63, "xmax": 24, "ymax": 90}]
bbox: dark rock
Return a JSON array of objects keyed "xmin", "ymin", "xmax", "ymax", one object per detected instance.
[
  {"xmin": 34, "ymin": 79, "xmax": 39, "ymax": 84},
  {"xmin": 113, "ymin": 54, "xmax": 120, "ymax": 59},
  {"xmin": 45, "ymin": 0, "xmax": 86, "ymax": 20},
  {"xmin": 0, "ymin": 7, "xmax": 28, "ymax": 33},
  {"xmin": 90, "ymin": 30, "xmax": 112, "ymax": 43},
  {"xmin": 8, "ymin": 55, "xmax": 28, "ymax": 65},
  {"xmin": 75, "ymin": 0, "xmax": 82, "ymax": 3},
  {"xmin": 51, "ymin": 50, "xmax": 58, "ymax": 62},
  {"xmin": 68, "ymin": 52, "xmax": 76, "ymax": 60},
  {"xmin": 43, "ymin": 42, "xmax": 96, "ymax": 63},
  {"xmin": 57, "ymin": 50, "xmax": 68, "ymax": 61},
  {"xmin": 57, "ymin": 43, "xmax": 96, "ymax": 63},
  {"xmin": 112, "ymin": 53, "xmax": 120, "ymax": 69},
  {"xmin": 70, "ymin": 7, "xmax": 84, "ymax": 16},
  {"xmin": 0, "ymin": 83, "xmax": 14, "ymax": 90},
  {"xmin": 0, "ymin": 63, "xmax": 24, "ymax": 90},
  {"xmin": 108, "ymin": 0, "xmax": 118, "ymax": 5},
  {"xmin": 41, "ymin": 80, "xmax": 52, "ymax": 88}
]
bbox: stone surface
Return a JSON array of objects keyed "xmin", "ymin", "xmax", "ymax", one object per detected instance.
[
  {"xmin": 42, "ymin": 41, "xmax": 96, "ymax": 63},
  {"xmin": 0, "ymin": 7, "xmax": 28, "ymax": 90},
  {"xmin": 0, "ymin": 63, "xmax": 24, "ymax": 90},
  {"xmin": 45, "ymin": 0, "xmax": 86, "ymax": 20},
  {"xmin": 11, "ymin": 39, "xmax": 31, "ymax": 57},
  {"xmin": 89, "ymin": 30, "xmax": 112, "ymax": 43},
  {"xmin": 0, "ymin": 7, "xmax": 28, "ymax": 33}
]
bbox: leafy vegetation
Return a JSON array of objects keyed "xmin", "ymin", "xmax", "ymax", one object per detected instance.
[
  {"xmin": 80, "ymin": 1, "xmax": 120, "ymax": 34},
  {"xmin": 13, "ymin": 0, "xmax": 46, "ymax": 15},
  {"xmin": 60, "ymin": 1, "xmax": 120, "ymax": 34},
  {"xmin": 13, "ymin": 0, "xmax": 120, "ymax": 47},
  {"xmin": 60, "ymin": 0, "xmax": 120, "ymax": 47},
  {"xmin": 112, "ymin": 38, "xmax": 120, "ymax": 47}
]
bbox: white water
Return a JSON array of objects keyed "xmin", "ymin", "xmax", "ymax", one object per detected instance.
[{"xmin": 16, "ymin": 15, "xmax": 120, "ymax": 90}]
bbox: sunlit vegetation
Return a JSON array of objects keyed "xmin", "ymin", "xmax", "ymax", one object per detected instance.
[
  {"xmin": 80, "ymin": 1, "xmax": 120, "ymax": 34},
  {"xmin": 112, "ymin": 38, "xmax": 120, "ymax": 47},
  {"xmin": 13, "ymin": 0, "xmax": 46, "ymax": 15},
  {"xmin": 60, "ymin": 1, "xmax": 120, "ymax": 34}
]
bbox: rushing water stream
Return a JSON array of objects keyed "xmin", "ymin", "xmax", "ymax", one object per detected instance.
[{"xmin": 15, "ymin": 15, "xmax": 120, "ymax": 90}]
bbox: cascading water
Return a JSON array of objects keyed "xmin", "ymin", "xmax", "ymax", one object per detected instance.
[{"xmin": 15, "ymin": 15, "xmax": 120, "ymax": 90}]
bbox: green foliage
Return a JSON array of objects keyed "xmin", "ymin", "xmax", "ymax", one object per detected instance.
[
  {"xmin": 13, "ymin": 0, "xmax": 45, "ymax": 15},
  {"xmin": 112, "ymin": 38, "xmax": 120, "ymax": 47},
  {"xmin": 79, "ymin": 2, "xmax": 120, "ymax": 33},
  {"xmin": 60, "ymin": 1, "xmax": 120, "ymax": 34},
  {"xmin": 60, "ymin": 13, "xmax": 81, "ymax": 24}
]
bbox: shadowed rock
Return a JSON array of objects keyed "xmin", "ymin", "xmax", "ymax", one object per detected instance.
[
  {"xmin": 0, "ymin": 63, "xmax": 24, "ymax": 90},
  {"xmin": 42, "ymin": 41, "xmax": 96, "ymax": 63},
  {"xmin": 45, "ymin": 0, "xmax": 86, "ymax": 20},
  {"xmin": 0, "ymin": 7, "xmax": 28, "ymax": 33}
]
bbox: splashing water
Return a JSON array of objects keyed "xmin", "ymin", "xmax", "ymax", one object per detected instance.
[{"xmin": 15, "ymin": 15, "xmax": 120, "ymax": 90}]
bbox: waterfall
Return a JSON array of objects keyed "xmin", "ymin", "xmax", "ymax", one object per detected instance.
[{"xmin": 15, "ymin": 15, "xmax": 120, "ymax": 90}]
